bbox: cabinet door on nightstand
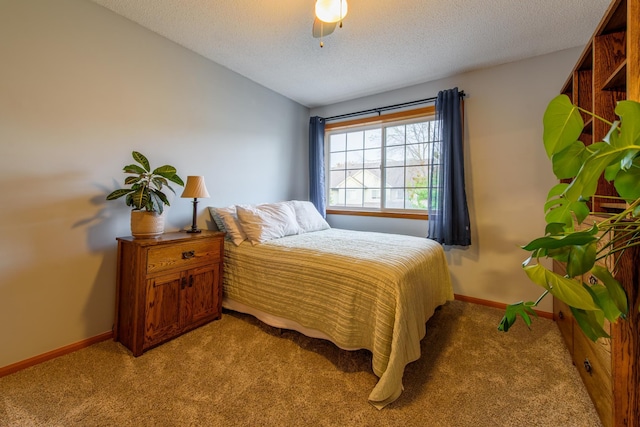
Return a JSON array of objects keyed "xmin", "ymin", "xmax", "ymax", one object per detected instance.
[
  {"xmin": 180, "ymin": 265, "xmax": 220, "ymax": 326},
  {"xmin": 145, "ymin": 271, "xmax": 182, "ymax": 348}
]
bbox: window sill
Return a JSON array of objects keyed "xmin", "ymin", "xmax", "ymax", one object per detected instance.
[{"xmin": 326, "ymin": 209, "xmax": 428, "ymax": 220}]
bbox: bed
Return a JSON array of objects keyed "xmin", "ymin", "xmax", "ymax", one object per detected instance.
[{"xmin": 209, "ymin": 201, "xmax": 453, "ymax": 409}]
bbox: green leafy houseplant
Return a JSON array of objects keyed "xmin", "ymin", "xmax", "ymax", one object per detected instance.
[
  {"xmin": 106, "ymin": 151, "xmax": 184, "ymax": 214},
  {"xmin": 499, "ymin": 95, "xmax": 640, "ymax": 340}
]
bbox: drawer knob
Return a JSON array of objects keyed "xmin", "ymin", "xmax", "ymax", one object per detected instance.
[
  {"xmin": 583, "ymin": 358, "xmax": 592, "ymax": 375},
  {"xmin": 558, "ymin": 311, "xmax": 564, "ymax": 320},
  {"xmin": 588, "ymin": 275, "xmax": 598, "ymax": 285},
  {"xmin": 182, "ymin": 250, "xmax": 195, "ymax": 259}
]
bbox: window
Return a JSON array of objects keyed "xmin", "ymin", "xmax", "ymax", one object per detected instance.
[{"xmin": 326, "ymin": 107, "xmax": 440, "ymax": 218}]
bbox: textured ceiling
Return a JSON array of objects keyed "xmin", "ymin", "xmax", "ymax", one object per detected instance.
[{"xmin": 89, "ymin": 0, "xmax": 611, "ymax": 108}]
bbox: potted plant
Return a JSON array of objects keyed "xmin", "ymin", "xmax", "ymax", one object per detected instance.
[
  {"xmin": 107, "ymin": 151, "xmax": 184, "ymax": 238},
  {"xmin": 499, "ymin": 95, "xmax": 640, "ymax": 340}
]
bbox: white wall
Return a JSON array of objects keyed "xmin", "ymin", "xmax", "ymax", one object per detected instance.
[
  {"xmin": 312, "ymin": 48, "xmax": 583, "ymax": 314},
  {"xmin": 0, "ymin": 0, "xmax": 309, "ymax": 367}
]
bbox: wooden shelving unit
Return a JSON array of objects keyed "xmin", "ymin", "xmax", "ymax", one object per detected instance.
[{"xmin": 553, "ymin": 0, "xmax": 640, "ymax": 426}]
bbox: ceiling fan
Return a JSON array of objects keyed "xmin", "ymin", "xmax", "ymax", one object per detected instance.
[{"xmin": 312, "ymin": 0, "xmax": 348, "ymax": 47}]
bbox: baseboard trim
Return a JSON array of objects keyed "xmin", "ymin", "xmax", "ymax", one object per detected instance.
[
  {"xmin": 0, "ymin": 331, "xmax": 113, "ymax": 378},
  {"xmin": 454, "ymin": 294, "xmax": 553, "ymax": 320}
]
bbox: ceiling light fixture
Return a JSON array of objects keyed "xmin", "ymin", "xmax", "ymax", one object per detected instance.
[
  {"xmin": 315, "ymin": 0, "xmax": 348, "ymax": 24},
  {"xmin": 313, "ymin": 0, "xmax": 348, "ymax": 48}
]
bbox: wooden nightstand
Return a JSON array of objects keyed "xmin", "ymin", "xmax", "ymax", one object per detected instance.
[{"xmin": 113, "ymin": 230, "xmax": 225, "ymax": 356}]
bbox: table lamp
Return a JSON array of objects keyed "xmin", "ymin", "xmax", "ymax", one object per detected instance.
[{"xmin": 181, "ymin": 176, "xmax": 210, "ymax": 233}]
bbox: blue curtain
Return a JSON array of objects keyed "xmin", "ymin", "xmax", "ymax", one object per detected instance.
[
  {"xmin": 309, "ymin": 116, "xmax": 326, "ymax": 217},
  {"xmin": 427, "ymin": 88, "xmax": 471, "ymax": 246}
]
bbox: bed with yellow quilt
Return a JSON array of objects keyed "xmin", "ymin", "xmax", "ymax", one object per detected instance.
[{"xmin": 209, "ymin": 201, "xmax": 453, "ymax": 408}]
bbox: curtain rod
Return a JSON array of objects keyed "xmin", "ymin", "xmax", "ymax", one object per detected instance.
[{"xmin": 324, "ymin": 90, "xmax": 465, "ymax": 122}]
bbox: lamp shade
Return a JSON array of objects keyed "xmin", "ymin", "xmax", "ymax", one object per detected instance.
[
  {"xmin": 315, "ymin": 0, "xmax": 348, "ymax": 23},
  {"xmin": 181, "ymin": 176, "xmax": 210, "ymax": 199}
]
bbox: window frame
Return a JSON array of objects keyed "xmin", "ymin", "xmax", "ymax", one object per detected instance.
[{"xmin": 324, "ymin": 106, "xmax": 437, "ymax": 220}]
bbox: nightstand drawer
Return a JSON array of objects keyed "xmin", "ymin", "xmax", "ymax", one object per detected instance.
[{"xmin": 147, "ymin": 239, "xmax": 221, "ymax": 274}]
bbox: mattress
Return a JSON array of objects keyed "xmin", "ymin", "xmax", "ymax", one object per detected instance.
[{"xmin": 222, "ymin": 228, "xmax": 454, "ymax": 408}]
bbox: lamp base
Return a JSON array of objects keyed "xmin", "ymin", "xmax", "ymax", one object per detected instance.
[{"xmin": 186, "ymin": 198, "xmax": 201, "ymax": 234}]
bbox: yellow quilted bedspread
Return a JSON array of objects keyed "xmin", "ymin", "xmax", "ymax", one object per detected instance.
[{"xmin": 223, "ymin": 228, "xmax": 453, "ymax": 408}]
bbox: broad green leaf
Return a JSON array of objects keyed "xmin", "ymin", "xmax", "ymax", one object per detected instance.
[
  {"xmin": 545, "ymin": 222, "xmax": 566, "ymax": 236},
  {"xmin": 615, "ymin": 101, "xmax": 640, "ymax": 149},
  {"xmin": 523, "ymin": 264, "xmax": 599, "ymax": 311},
  {"xmin": 130, "ymin": 187, "xmax": 149, "ymax": 210},
  {"xmin": 151, "ymin": 189, "xmax": 170, "ymax": 206},
  {"xmin": 153, "ymin": 176, "xmax": 179, "ymax": 194},
  {"xmin": 152, "ymin": 176, "xmax": 168, "ymax": 190},
  {"xmin": 498, "ymin": 301, "xmax": 538, "ymax": 332},
  {"xmin": 153, "ymin": 165, "xmax": 177, "ymax": 176},
  {"xmin": 167, "ymin": 173, "xmax": 185, "ymax": 187},
  {"xmin": 543, "ymin": 95, "xmax": 584, "ymax": 158},
  {"xmin": 149, "ymin": 191, "xmax": 166, "ymax": 214},
  {"xmin": 566, "ymin": 241, "xmax": 596, "ymax": 277},
  {"xmin": 522, "ymin": 228, "xmax": 597, "ymax": 251},
  {"xmin": 591, "ymin": 265, "xmax": 628, "ymax": 316},
  {"xmin": 106, "ymin": 188, "xmax": 133, "ymax": 200},
  {"xmin": 552, "ymin": 140, "xmax": 586, "ymax": 179},
  {"xmin": 586, "ymin": 285, "xmax": 622, "ymax": 323},
  {"xmin": 546, "ymin": 247, "xmax": 570, "ymax": 263},
  {"xmin": 544, "ymin": 196, "xmax": 589, "ymax": 229},
  {"xmin": 124, "ymin": 176, "xmax": 140, "ymax": 185},
  {"xmin": 123, "ymin": 164, "xmax": 146, "ymax": 175},
  {"xmin": 614, "ymin": 101, "xmax": 640, "ymax": 170},
  {"xmin": 565, "ymin": 142, "xmax": 619, "ymax": 202},
  {"xmin": 571, "ymin": 307, "xmax": 609, "ymax": 341},
  {"xmin": 604, "ymin": 162, "xmax": 621, "ymax": 182},
  {"xmin": 614, "ymin": 161, "xmax": 640, "ymax": 202},
  {"xmin": 547, "ymin": 183, "xmax": 569, "ymax": 199},
  {"xmin": 132, "ymin": 151, "xmax": 150, "ymax": 172}
]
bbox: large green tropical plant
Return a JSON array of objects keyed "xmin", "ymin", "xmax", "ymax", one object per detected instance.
[
  {"xmin": 106, "ymin": 151, "xmax": 184, "ymax": 214},
  {"xmin": 499, "ymin": 95, "xmax": 640, "ymax": 340}
]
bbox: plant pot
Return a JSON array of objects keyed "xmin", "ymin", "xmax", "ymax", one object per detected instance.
[{"xmin": 130, "ymin": 210, "xmax": 165, "ymax": 238}]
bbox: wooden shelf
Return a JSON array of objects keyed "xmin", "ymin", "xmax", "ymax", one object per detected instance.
[
  {"xmin": 602, "ymin": 59, "xmax": 627, "ymax": 90},
  {"xmin": 600, "ymin": 202, "xmax": 628, "ymax": 210},
  {"xmin": 599, "ymin": 0, "xmax": 627, "ymax": 35},
  {"xmin": 555, "ymin": 1, "xmax": 640, "ymax": 426}
]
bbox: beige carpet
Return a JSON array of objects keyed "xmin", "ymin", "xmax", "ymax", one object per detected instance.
[{"xmin": 0, "ymin": 301, "xmax": 601, "ymax": 426}]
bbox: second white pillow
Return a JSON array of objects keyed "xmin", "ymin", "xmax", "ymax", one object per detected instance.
[
  {"xmin": 289, "ymin": 200, "xmax": 330, "ymax": 233},
  {"xmin": 236, "ymin": 202, "xmax": 300, "ymax": 245}
]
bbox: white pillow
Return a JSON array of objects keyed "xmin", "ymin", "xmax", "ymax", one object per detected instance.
[
  {"xmin": 289, "ymin": 200, "xmax": 330, "ymax": 233},
  {"xmin": 236, "ymin": 202, "xmax": 300, "ymax": 245},
  {"xmin": 208, "ymin": 206, "xmax": 247, "ymax": 246}
]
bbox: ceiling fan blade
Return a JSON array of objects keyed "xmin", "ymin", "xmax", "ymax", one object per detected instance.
[{"xmin": 312, "ymin": 17, "xmax": 337, "ymax": 38}]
